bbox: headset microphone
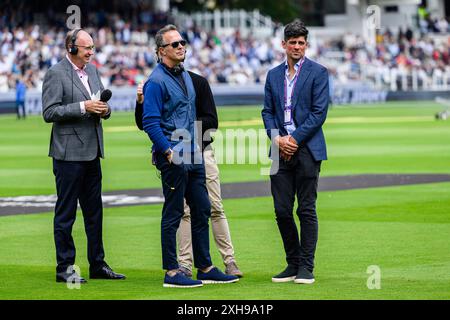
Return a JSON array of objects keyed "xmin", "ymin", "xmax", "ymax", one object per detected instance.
[
  {"xmin": 69, "ymin": 28, "xmax": 81, "ymax": 55},
  {"xmin": 69, "ymin": 29, "xmax": 82, "ymax": 103}
]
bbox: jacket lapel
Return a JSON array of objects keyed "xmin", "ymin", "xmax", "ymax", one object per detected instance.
[
  {"xmin": 87, "ymin": 66, "xmax": 100, "ymax": 97},
  {"xmin": 63, "ymin": 59, "xmax": 91, "ymax": 100}
]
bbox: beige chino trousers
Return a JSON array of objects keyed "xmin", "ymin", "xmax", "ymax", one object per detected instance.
[{"xmin": 177, "ymin": 148, "xmax": 236, "ymax": 269}]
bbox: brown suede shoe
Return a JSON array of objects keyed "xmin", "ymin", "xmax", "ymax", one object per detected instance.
[{"xmin": 225, "ymin": 261, "xmax": 243, "ymax": 278}]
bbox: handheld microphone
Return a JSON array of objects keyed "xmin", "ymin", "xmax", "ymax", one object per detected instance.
[{"xmin": 100, "ymin": 89, "xmax": 112, "ymax": 103}]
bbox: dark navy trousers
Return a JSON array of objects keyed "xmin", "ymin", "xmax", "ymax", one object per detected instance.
[
  {"xmin": 155, "ymin": 152, "xmax": 212, "ymax": 271},
  {"xmin": 53, "ymin": 158, "xmax": 105, "ymax": 273}
]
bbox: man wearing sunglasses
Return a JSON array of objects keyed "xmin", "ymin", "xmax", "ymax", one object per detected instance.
[
  {"xmin": 262, "ymin": 20, "xmax": 329, "ymax": 285},
  {"xmin": 42, "ymin": 28, "xmax": 125, "ymax": 284},
  {"xmin": 142, "ymin": 24, "xmax": 239, "ymax": 288}
]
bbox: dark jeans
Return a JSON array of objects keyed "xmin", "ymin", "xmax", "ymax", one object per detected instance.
[
  {"xmin": 270, "ymin": 146, "xmax": 321, "ymax": 272},
  {"xmin": 155, "ymin": 152, "xmax": 212, "ymax": 271},
  {"xmin": 53, "ymin": 158, "xmax": 105, "ymax": 273}
]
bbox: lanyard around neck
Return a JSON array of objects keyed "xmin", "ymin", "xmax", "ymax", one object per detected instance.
[{"xmin": 284, "ymin": 58, "xmax": 305, "ymax": 106}]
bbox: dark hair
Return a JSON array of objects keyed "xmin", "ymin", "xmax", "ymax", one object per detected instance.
[
  {"xmin": 284, "ymin": 20, "xmax": 309, "ymax": 41},
  {"xmin": 155, "ymin": 24, "xmax": 178, "ymax": 62}
]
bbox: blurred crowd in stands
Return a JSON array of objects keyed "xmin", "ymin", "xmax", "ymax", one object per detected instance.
[
  {"xmin": 0, "ymin": 6, "xmax": 449, "ymax": 93},
  {"xmin": 417, "ymin": 4, "xmax": 449, "ymax": 34},
  {"xmin": 315, "ymin": 27, "xmax": 450, "ymax": 89}
]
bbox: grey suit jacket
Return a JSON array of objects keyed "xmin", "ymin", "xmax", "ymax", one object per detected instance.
[{"xmin": 42, "ymin": 57, "xmax": 110, "ymax": 161}]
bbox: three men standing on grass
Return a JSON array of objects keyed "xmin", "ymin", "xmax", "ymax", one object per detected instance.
[{"xmin": 41, "ymin": 19, "xmax": 328, "ymax": 288}]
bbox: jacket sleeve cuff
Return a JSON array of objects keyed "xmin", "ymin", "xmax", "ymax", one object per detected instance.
[
  {"xmin": 80, "ymin": 101, "xmax": 86, "ymax": 115},
  {"xmin": 291, "ymin": 131, "xmax": 302, "ymax": 146}
]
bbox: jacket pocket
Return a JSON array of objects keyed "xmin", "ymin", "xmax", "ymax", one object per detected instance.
[{"xmin": 56, "ymin": 127, "xmax": 85, "ymax": 145}]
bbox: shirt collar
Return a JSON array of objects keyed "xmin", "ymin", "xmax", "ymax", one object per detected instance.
[
  {"xmin": 66, "ymin": 55, "xmax": 87, "ymax": 72},
  {"xmin": 285, "ymin": 58, "xmax": 304, "ymax": 74}
]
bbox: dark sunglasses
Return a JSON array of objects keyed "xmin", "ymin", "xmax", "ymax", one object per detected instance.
[{"xmin": 161, "ymin": 40, "xmax": 187, "ymax": 48}]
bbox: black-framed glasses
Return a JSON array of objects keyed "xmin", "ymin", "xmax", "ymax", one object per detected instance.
[
  {"xmin": 161, "ymin": 40, "xmax": 187, "ymax": 48},
  {"xmin": 74, "ymin": 44, "xmax": 96, "ymax": 51}
]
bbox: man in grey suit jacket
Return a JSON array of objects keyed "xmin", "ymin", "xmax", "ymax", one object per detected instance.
[{"xmin": 42, "ymin": 29, "xmax": 125, "ymax": 283}]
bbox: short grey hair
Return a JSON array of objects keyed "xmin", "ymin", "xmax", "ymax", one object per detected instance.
[
  {"xmin": 154, "ymin": 24, "xmax": 178, "ymax": 62},
  {"xmin": 65, "ymin": 28, "xmax": 81, "ymax": 51}
]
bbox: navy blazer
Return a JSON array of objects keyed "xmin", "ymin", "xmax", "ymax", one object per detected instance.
[{"xmin": 261, "ymin": 58, "xmax": 329, "ymax": 161}]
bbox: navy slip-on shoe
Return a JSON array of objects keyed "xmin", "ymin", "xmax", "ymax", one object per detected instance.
[
  {"xmin": 163, "ymin": 271, "xmax": 203, "ymax": 288},
  {"xmin": 197, "ymin": 267, "xmax": 239, "ymax": 284},
  {"xmin": 271, "ymin": 265, "xmax": 298, "ymax": 283},
  {"xmin": 294, "ymin": 267, "xmax": 315, "ymax": 284}
]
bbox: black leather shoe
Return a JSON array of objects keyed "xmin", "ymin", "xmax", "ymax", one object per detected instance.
[
  {"xmin": 56, "ymin": 270, "xmax": 87, "ymax": 284},
  {"xmin": 90, "ymin": 265, "xmax": 126, "ymax": 280}
]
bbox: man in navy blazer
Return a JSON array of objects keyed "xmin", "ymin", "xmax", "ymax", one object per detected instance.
[{"xmin": 261, "ymin": 20, "xmax": 329, "ymax": 284}]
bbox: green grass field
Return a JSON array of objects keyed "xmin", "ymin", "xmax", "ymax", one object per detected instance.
[{"xmin": 1, "ymin": 101, "xmax": 450, "ymax": 299}]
